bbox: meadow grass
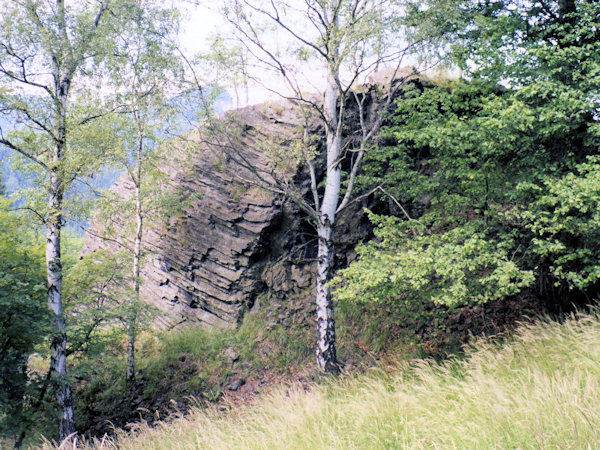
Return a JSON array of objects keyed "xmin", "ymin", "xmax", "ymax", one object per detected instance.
[{"xmin": 52, "ymin": 312, "xmax": 600, "ymax": 449}]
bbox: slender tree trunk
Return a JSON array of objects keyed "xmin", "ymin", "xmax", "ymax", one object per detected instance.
[
  {"xmin": 47, "ymin": 2, "xmax": 77, "ymax": 440},
  {"xmin": 315, "ymin": 71, "xmax": 341, "ymax": 374},
  {"xmin": 46, "ymin": 40, "xmax": 77, "ymax": 436},
  {"xmin": 47, "ymin": 168, "xmax": 76, "ymax": 440},
  {"xmin": 1, "ymin": 0, "xmax": 110, "ymax": 442},
  {"xmin": 127, "ymin": 125, "xmax": 143, "ymax": 384},
  {"xmin": 14, "ymin": 432, "xmax": 24, "ymax": 449},
  {"xmin": 316, "ymin": 219, "xmax": 339, "ymax": 373},
  {"xmin": 126, "ymin": 185, "xmax": 141, "ymax": 384}
]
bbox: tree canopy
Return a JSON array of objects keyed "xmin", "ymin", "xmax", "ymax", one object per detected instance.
[{"xmin": 337, "ymin": 0, "xmax": 600, "ymax": 323}]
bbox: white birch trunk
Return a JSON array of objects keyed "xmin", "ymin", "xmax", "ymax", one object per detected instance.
[
  {"xmin": 47, "ymin": 169, "xmax": 76, "ymax": 440},
  {"xmin": 315, "ymin": 70, "xmax": 342, "ymax": 374},
  {"xmin": 48, "ymin": 74, "xmax": 76, "ymax": 437},
  {"xmin": 48, "ymin": 2, "xmax": 76, "ymax": 439},
  {"xmin": 127, "ymin": 126, "xmax": 143, "ymax": 384}
]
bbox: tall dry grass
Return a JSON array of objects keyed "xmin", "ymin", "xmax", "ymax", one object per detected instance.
[{"xmin": 48, "ymin": 312, "xmax": 600, "ymax": 449}]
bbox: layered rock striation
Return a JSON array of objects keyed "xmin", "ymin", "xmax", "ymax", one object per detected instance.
[
  {"xmin": 84, "ymin": 75, "xmax": 413, "ymax": 329},
  {"xmin": 84, "ymin": 102, "xmax": 312, "ymax": 329}
]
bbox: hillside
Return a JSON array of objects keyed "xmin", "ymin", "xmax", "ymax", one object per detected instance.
[
  {"xmin": 48, "ymin": 312, "xmax": 600, "ymax": 449},
  {"xmin": 69, "ymin": 72, "xmax": 591, "ymax": 439},
  {"xmin": 2, "ymin": 0, "xmax": 600, "ymax": 448},
  {"xmin": 8, "ymin": 71, "xmax": 593, "ymax": 445}
]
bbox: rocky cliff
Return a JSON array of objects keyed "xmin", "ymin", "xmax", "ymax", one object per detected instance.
[{"xmin": 83, "ymin": 77, "xmax": 410, "ymax": 330}]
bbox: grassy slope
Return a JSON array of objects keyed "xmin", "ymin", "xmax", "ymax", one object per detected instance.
[
  {"xmin": 71, "ymin": 293, "xmax": 439, "ymax": 439},
  {"xmin": 64, "ymin": 312, "xmax": 600, "ymax": 449}
]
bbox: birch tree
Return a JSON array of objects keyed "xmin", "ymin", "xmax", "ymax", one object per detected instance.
[
  {"xmin": 103, "ymin": 0, "xmax": 184, "ymax": 386},
  {"xmin": 219, "ymin": 0, "xmax": 421, "ymax": 373},
  {"xmin": 0, "ymin": 0, "xmax": 130, "ymax": 441}
]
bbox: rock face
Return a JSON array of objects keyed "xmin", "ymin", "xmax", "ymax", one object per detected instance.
[
  {"xmin": 84, "ymin": 102, "xmax": 301, "ymax": 329},
  {"xmin": 84, "ymin": 77, "xmax": 405, "ymax": 330}
]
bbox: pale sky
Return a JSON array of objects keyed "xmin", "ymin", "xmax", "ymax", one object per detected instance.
[
  {"xmin": 178, "ymin": 2, "xmax": 221, "ymax": 54},
  {"xmin": 177, "ymin": 1, "xmax": 327, "ymax": 107},
  {"xmin": 178, "ymin": 2, "xmax": 280, "ymax": 107},
  {"xmin": 175, "ymin": 1, "xmax": 418, "ymax": 108}
]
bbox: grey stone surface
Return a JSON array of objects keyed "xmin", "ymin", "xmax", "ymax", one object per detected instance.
[
  {"xmin": 83, "ymin": 102, "xmax": 305, "ymax": 329},
  {"xmin": 83, "ymin": 76, "xmax": 408, "ymax": 329}
]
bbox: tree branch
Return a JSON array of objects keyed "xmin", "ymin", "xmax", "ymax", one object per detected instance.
[
  {"xmin": 0, "ymin": 136, "xmax": 48, "ymax": 171},
  {"xmin": 7, "ymin": 206, "xmax": 47, "ymax": 225}
]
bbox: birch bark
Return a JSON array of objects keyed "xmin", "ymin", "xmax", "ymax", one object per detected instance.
[
  {"xmin": 47, "ymin": 167, "xmax": 76, "ymax": 439},
  {"xmin": 316, "ymin": 71, "xmax": 342, "ymax": 373},
  {"xmin": 47, "ymin": 3, "xmax": 76, "ymax": 435},
  {"xmin": 127, "ymin": 122, "xmax": 144, "ymax": 384}
]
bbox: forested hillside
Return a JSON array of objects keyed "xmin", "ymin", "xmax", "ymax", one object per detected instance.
[{"xmin": 1, "ymin": 0, "xmax": 599, "ymax": 448}]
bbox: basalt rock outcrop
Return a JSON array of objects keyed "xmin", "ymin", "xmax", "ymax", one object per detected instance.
[
  {"xmin": 84, "ymin": 103, "xmax": 299, "ymax": 329},
  {"xmin": 84, "ymin": 75, "xmax": 415, "ymax": 330}
]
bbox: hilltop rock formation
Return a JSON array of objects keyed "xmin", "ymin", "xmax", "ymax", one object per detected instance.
[
  {"xmin": 84, "ymin": 103, "xmax": 294, "ymax": 328},
  {"xmin": 83, "ymin": 76, "xmax": 412, "ymax": 330}
]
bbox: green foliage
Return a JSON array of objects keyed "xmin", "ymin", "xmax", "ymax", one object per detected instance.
[
  {"xmin": 364, "ymin": 79, "xmax": 591, "ymax": 214},
  {"xmin": 342, "ymin": 0, "xmax": 600, "ymax": 321},
  {"xmin": 408, "ymin": 0, "xmax": 600, "ymax": 88},
  {"xmin": 341, "ymin": 24, "xmax": 599, "ymax": 313},
  {"xmin": 0, "ymin": 198, "xmax": 48, "ymax": 442},
  {"xmin": 64, "ymin": 251, "xmax": 132, "ymax": 357},
  {"xmin": 336, "ymin": 214, "xmax": 534, "ymax": 308},
  {"xmin": 0, "ymin": 0, "xmax": 141, "ymax": 220},
  {"xmin": 341, "ymin": 81, "xmax": 548, "ymax": 313},
  {"xmin": 509, "ymin": 157, "xmax": 600, "ymax": 291},
  {"xmin": 72, "ymin": 312, "xmax": 270, "ymax": 435}
]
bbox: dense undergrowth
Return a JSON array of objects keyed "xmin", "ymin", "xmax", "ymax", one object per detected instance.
[
  {"xmin": 71, "ymin": 308, "xmax": 310, "ymax": 439},
  {"xmin": 27, "ymin": 289, "xmax": 532, "ymax": 445},
  {"xmin": 6, "ymin": 282, "xmax": 532, "ymax": 447},
  {"xmin": 45, "ymin": 311, "xmax": 600, "ymax": 449},
  {"xmin": 70, "ymin": 296, "xmax": 425, "ymax": 439}
]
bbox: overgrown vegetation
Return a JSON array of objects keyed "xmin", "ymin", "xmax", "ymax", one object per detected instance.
[
  {"xmin": 69, "ymin": 303, "xmax": 314, "ymax": 439},
  {"xmin": 336, "ymin": 0, "xmax": 600, "ymax": 328},
  {"xmin": 0, "ymin": 199, "xmax": 47, "ymax": 444},
  {"xmin": 50, "ymin": 313, "xmax": 600, "ymax": 449},
  {"xmin": 53, "ymin": 285, "xmax": 536, "ymax": 444}
]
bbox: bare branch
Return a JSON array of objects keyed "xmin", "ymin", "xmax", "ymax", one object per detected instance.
[
  {"xmin": 77, "ymin": 101, "xmax": 134, "ymax": 126},
  {"xmin": 237, "ymin": 0, "xmax": 328, "ymax": 59},
  {"xmin": 351, "ymin": 185, "xmax": 428, "ymax": 230},
  {"xmin": 74, "ymin": 220, "xmax": 133, "ymax": 252},
  {"xmin": 336, "ymin": 148, "xmax": 365, "ymax": 213}
]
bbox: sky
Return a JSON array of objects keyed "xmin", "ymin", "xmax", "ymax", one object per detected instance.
[
  {"xmin": 177, "ymin": 2, "xmax": 275, "ymax": 107},
  {"xmin": 178, "ymin": 2, "xmax": 222, "ymax": 54},
  {"xmin": 177, "ymin": 1, "xmax": 327, "ymax": 107},
  {"xmin": 175, "ymin": 1, "xmax": 422, "ymax": 108}
]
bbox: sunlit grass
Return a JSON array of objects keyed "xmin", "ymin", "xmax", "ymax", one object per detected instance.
[{"xmin": 48, "ymin": 311, "xmax": 600, "ymax": 449}]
